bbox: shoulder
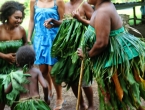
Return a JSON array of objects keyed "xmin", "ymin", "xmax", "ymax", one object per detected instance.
[
  {"xmin": 97, "ymin": 3, "xmax": 113, "ymax": 17},
  {"xmin": 82, "ymin": 2, "xmax": 92, "ymax": 7},
  {"xmin": 56, "ymin": 0, "xmax": 65, "ymax": 6},
  {"xmin": 0, "ymin": 24, "xmax": 5, "ymax": 33},
  {"xmin": 19, "ymin": 26, "xmax": 25, "ymax": 31},
  {"xmin": 82, "ymin": 2, "xmax": 94, "ymax": 12},
  {"xmin": 18, "ymin": 26, "xmax": 26, "ymax": 34},
  {"xmin": 99, "ymin": 2, "xmax": 114, "ymax": 13},
  {"xmin": 31, "ymin": 67, "xmax": 42, "ymax": 75},
  {"xmin": 30, "ymin": 0, "xmax": 36, "ymax": 3},
  {"xmin": 0, "ymin": 24, "xmax": 4, "ymax": 31},
  {"xmin": 30, "ymin": 0, "xmax": 36, "ymax": 7}
]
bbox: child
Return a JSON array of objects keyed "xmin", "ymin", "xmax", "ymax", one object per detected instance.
[{"xmin": 5, "ymin": 45, "xmax": 51, "ymax": 110}]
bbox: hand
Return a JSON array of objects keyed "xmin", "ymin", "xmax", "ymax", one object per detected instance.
[
  {"xmin": 72, "ymin": 10, "xmax": 81, "ymax": 21},
  {"xmin": 27, "ymin": 40, "xmax": 32, "ymax": 45},
  {"xmin": 44, "ymin": 18, "xmax": 54, "ymax": 29},
  {"xmin": 77, "ymin": 48, "xmax": 84, "ymax": 59},
  {"xmin": 4, "ymin": 53, "xmax": 16, "ymax": 64}
]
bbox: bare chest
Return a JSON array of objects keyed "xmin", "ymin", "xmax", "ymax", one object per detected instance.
[
  {"xmin": 0, "ymin": 28, "xmax": 23, "ymax": 41},
  {"xmin": 65, "ymin": 4, "xmax": 85, "ymax": 17}
]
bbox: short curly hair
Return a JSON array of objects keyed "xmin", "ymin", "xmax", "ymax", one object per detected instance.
[
  {"xmin": 0, "ymin": 1, "xmax": 26, "ymax": 23},
  {"xmin": 16, "ymin": 45, "xmax": 35, "ymax": 68}
]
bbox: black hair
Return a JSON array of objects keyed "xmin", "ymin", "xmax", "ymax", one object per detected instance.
[
  {"xmin": 16, "ymin": 45, "xmax": 35, "ymax": 68},
  {"xmin": 0, "ymin": 1, "xmax": 26, "ymax": 23}
]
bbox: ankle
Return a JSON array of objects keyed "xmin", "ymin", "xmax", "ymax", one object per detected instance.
[
  {"xmin": 88, "ymin": 106, "xmax": 95, "ymax": 110},
  {"xmin": 137, "ymin": 106, "xmax": 145, "ymax": 110},
  {"xmin": 80, "ymin": 103, "xmax": 88, "ymax": 110}
]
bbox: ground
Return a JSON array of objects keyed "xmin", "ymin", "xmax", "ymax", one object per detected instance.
[{"xmin": 4, "ymin": 24, "xmax": 145, "ymax": 110}]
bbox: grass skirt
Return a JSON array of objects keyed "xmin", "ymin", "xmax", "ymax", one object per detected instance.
[
  {"xmin": 0, "ymin": 71, "xmax": 30, "ymax": 106},
  {"xmin": 83, "ymin": 26, "xmax": 145, "ymax": 109},
  {"xmin": 0, "ymin": 40, "xmax": 22, "ymax": 74},
  {"xmin": 0, "ymin": 75, "xmax": 6, "ymax": 103},
  {"xmin": 51, "ymin": 19, "xmax": 93, "ymax": 88},
  {"xmin": 14, "ymin": 99, "xmax": 51, "ymax": 110}
]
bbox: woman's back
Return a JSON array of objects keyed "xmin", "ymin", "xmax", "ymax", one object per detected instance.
[{"xmin": 90, "ymin": 1, "xmax": 123, "ymax": 31}]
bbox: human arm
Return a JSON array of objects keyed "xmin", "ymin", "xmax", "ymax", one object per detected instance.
[
  {"xmin": 72, "ymin": 2, "xmax": 94, "ymax": 25},
  {"xmin": 37, "ymin": 70, "xmax": 49, "ymax": 105},
  {"xmin": 4, "ymin": 83, "xmax": 12, "ymax": 94},
  {"xmin": 44, "ymin": 0, "xmax": 65, "ymax": 28},
  {"xmin": 21, "ymin": 27, "xmax": 27, "ymax": 45},
  {"xmin": 77, "ymin": 9, "xmax": 110, "ymax": 58},
  {"xmin": 0, "ymin": 52, "xmax": 16, "ymax": 64},
  {"xmin": 27, "ymin": 0, "xmax": 35, "ymax": 44}
]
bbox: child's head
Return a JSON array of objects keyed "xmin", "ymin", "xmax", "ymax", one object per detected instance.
[
  {"xmin": 0, "ymin": 1, "xmax": 25, "ymax": 24},
  {"xmin": 16, "ymin": 45, "xmax": 35, "ymax": 68}
]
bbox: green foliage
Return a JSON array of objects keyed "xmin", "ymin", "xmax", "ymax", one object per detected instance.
[{"xmin": 23, "ymin": 0, "xmax": 30, "ymax": 17}]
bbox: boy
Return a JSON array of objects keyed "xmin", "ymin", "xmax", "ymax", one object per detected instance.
[{"xmin": 5, "ymin": 45, "xmax": 51, "ymax": 110}]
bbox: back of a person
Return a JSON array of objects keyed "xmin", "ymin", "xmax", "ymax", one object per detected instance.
[
  {"xmin": 19, "ymin": 67, "xmax": 40, "ymax": 100},
  {"xmin": 99, "ymin": 1, "xmax": 123, "ymax": 30},
  {"xmin": 14, "ymin": 45, "xmax": 50, "ymax": 110}
]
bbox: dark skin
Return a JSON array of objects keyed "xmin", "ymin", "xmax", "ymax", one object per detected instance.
[
  {"xmin": 77, "ymin": 1, "xmax": 122, "ymax": 58},
  {"xmin": 44, "ymin": 0, "xmax": 93, "ymax": 27},
  {"xmin": 64, "ymin": 1, "xmax": 94, "ymax": 110},
  {"xmin": 27, "ymin": 1, "xmax": 65, "ymax": 108},
  {"xmin": 5, "ymin": 67, "xmax": 50, "ymax": 105},
  {"xmin": 77, "ymin": 0, "xmax": 145, "ymax": 110},
  {"xmin": 44, "ymin": 0, "xmax": 94, "ymax": 110},
  {"xmin": 0, "ymin": 10, "xmax": 27, "ymax": 64},
  {"xmin": 0, "ymin": 10, "xmax": 27, "ymax": 110}
]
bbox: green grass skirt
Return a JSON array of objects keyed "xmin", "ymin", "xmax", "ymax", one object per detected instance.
[
  {"xmin": 51, "ymin": 19, "xmax": 93, "ymax": 88},
  {"xmin": 14, "ymin": 99, "xmax": 51, "ymax": 110},
  {"xmin": 0, "ymin": 71, "xmax": 30, "ymax": 106},
  {"xmin": 82, "ymin": 26, "xmax": 145, "ymax": 109},
  {"xmin": 0, "ymin": 76, "xmax": 6, "ymax": 103},
  {"xmin": 0, "ymin": 40, "xmax": 23, "ymax": 74}
]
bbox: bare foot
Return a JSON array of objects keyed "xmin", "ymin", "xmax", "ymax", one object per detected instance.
[
  {"xmin": 53, "ymin": 99, "xmax": 65, "ymax": 110},
  {"xmin": 48, "ymin": 92, "xmax": 54, "ymax": 100},
  {"xmin": 80, "ymin": 103, "xmax": 88, "ymax": 110},
  {"xmin": 88, "ymin": 106, "xmax": 95, "ymax": 110},
  {"xmin": 138, "ymin": 106, "xmax": 145, "ymax": 110}
]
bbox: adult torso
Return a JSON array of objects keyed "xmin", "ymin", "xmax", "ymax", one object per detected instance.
[
  {"xmin": 64, "ymin": 0, "xmax": 86, "ymax": 18},
  {"xmin": 0, "ymin": 24, "xmax": 24, "ymax": 41}
]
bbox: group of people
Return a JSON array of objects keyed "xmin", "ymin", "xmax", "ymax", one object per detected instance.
[{"xmin": 1, "ymin": 0, "xmax": 145, "ymax": 110}]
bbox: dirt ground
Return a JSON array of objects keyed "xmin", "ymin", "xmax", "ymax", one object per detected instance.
[{"xmin": 4, "ymin": 24, "xmax": 145, "ymax": 110}]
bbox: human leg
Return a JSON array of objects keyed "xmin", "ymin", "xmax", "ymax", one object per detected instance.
[
  {"xmin": 137, "ymin": 106, "xmax": 145, "ymax": 110},
  {"xmin": 0, "ymin": 103, "xmax": 5, "ymax": 110},
  {"xmin": 71, "ymin": 85, "xmax": 88, "ymax": 110},
  {"xmin": 39, "ymin": 64, "xmax": 53, "ymax": 98},
  {"xmin": 49, "ymin": 66, "xmax": 64, "ymax": 110},
  {"xmin": 83, "ymin": 86, "xmax": 95, "ymax": 110}
]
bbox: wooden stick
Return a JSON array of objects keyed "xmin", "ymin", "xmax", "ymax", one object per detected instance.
[{"xmin": 76, "ymin": 60, "xmax": 84, "ymax": 110}]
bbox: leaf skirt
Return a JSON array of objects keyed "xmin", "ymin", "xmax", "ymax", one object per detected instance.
[
  {"xmin": 14, "ymin": 99, "xmax": 51, "ymax": 110},
  {"xmin": 0, "ymin": 71, "xmax": 30, "ymax": 106},
  {"xmin": 0, "ymin": 75, "xmax": 6, "ymax": 103},
  {"xmin": 51, "ymin": 19, "xmax": 93, "ymax": 88},
  {"xmin": 83, "ymin": 26, "xmax": 145, "ymax": 109},
  {"xmin": 0, "ymin": 40, "xmax": 23, "ymax": 74}
]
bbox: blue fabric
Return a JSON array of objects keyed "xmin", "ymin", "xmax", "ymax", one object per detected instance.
[{"xmin": 33, "ymin": 4, "xmax": 59, "ymax": 65}]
